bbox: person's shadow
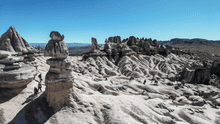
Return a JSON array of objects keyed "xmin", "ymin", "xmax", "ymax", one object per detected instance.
[{"xmin": 21, "ymin": 94, "xmax": 37, "ymax": 105}]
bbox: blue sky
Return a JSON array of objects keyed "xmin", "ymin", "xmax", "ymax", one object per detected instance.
[{"xmin": 0, "ymin": 0, "xmax": 220, "ymax": 44}]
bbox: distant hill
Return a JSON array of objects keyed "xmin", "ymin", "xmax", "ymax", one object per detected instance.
[
  {"xmin": 30, "ymin": 43, "xmax": 94, "ymax": 48},
  {"xmin": 157, "ymin": 38, "xmax": 220, "ymax": 46}
]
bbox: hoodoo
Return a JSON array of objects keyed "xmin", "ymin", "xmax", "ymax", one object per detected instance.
[{"xmin": 44, "ymin": 31, "xmax": 73, "ymax": 111}]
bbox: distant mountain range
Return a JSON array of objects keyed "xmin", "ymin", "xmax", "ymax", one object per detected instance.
[
  {"xmin": 30, "ymin": 38, "xmax": 220, "ymax": 48},
  {"xmin": 30, "ymin": 43, "xmax": 92, "ymax": 48},
  {"xmin": 157, "ymin": 38, "xmax": 220, "ymax": 46}
]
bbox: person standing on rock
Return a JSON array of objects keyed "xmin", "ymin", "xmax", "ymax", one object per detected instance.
[
  {"xmin": 143, "ymin": 79, "xmax": 146, "ymax": 85},
  {"xmin": 34, "ymin": 87, "xmax": 38, "ymax": 96},
  {"xmin": 37, "ymin": 74, "xmax": 42, "ymax": 92}
]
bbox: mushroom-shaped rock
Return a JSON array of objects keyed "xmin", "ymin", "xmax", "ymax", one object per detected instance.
[
  {"xmin": 44, "ymin": 31, "xmax": 69, "ymax": 59},
  {"xmin": 50, "ymin": 31, "xmax": 64, "ymax": 41}
]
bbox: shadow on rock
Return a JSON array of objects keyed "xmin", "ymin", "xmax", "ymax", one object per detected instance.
[
  {"xmin": 8, "ymin": 92, "xmax": 55, "ymax": 124},
  {"xmin": 0, "ymin": 86, "xmax": 27, "ymax": 104},
  {"xmin": 21, "ymin": 94, "xmax": 36, "ymax": 105}
]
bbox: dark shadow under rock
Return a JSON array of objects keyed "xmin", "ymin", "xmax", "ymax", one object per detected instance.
[
  {"xmin": 0, "ymin": 86, "xmax": 26, "ymax": 104},
  {"xmin": 8, "ymin": 93, "xmax": 55, "ymax": 124}
]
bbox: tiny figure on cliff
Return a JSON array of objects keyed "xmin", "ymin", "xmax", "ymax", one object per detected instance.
[
  {"xmin": 34, "ymin": 87, "xmax": 38, "ymax": 96},
  {"xmin": 143, "ymin": 79, "xmax": 146, "ymax": 85},
  {"xmin": 37, "ymin": 74, "xmax": 42, "ymax": 92}
]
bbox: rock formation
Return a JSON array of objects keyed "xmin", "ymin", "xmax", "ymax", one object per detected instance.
[
  {"xmin": 44, "ymin": 31, "xmax": 74, "ymax": 111},
  {"xmin": 0, "ymin": 26, "xmax": 36, "ymax": 53},
  {"xmin": 0, "ymin": 50, "xmax": 37, "ymax": 102},
  {"xmin": 44, "ymin": 32, "xmax": 69, "ymax": 59},
  {"xmin": 50, "ymin": 31, "xmax": 64, "ymax": 41},
  {"xmin": 91, "ymin": 37, "xmax": 98, "ymax": 51}
]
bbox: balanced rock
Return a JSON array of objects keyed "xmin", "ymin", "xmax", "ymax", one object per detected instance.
[
  {"xmin": 44, "ymin": 31, "xmax": 73, "ymax": 111},
  {"xmin": 0, "ymin": 26, "xmax": 36, "ymax": 53},
  {"xmin": 44, "ymin": 31, "xmax": 69, "ymax": 59},
  {"xmin": 50, "ymin": 31, "xmax": 64, "ymax": 41}
]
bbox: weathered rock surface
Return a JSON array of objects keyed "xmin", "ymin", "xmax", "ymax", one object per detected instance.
[
  {"xmin": 0, "ymin": 26, "xmax": 37, "ymax": 53},
  {"xmin": 0, "ymin": 50, "xmax": 37, "ymax": 104},
  {"xmin": 50, "ymin": 31, "xmax": 64, "ymax": 41},
  {"xmin": 44, "ymin": 39, "xmax": 69, "ymax": 59},
  {"xmin": 44, "ymin": 31, "xmax": 73, "ymax": 111},
  {"xmin": 91, "ymin": 37, "xmax": 98, "ymax": 51},
  {"xmin": 0, "ymin": 50, "xmax": 37, "ymax": 88}
]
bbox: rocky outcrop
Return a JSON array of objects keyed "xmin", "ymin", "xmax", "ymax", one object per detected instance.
[
  {"xmin": 44, "ymin": 31, "xmax": 73, "ymax": 111},
  {"xmin": 0, "ymin": 50, "xmax": 37, "ymax": 102},
  {"xmin": 0, "ymin": 50, "xmax": 37, "ymax": 87},
  {"xmin": 91, "ymin": 37, "xmax": 98, "ymax": 51},
  {"xmin": 50, "ymin": 31, "xmax": 64, "ymax": 41},
  {"xmin": 0, "ymin": 26, "xmax": 37, "ymax": 53},
  {"xmin": 44, "ymin": 33, "xmax": 69, "ymax": 59}
]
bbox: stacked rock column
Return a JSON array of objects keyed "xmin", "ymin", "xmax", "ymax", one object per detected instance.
[{"xmin": 44, "ymin": 31, "xmax": 73, "ymax": 111}]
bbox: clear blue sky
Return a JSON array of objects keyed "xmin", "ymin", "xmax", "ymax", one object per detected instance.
[{"xmin": 0, "ymin": 0, "xmax": 220, "ymax": 44}]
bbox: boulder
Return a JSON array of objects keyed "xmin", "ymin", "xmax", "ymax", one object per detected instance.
[
  {"xmin": 50, "ymin": 31, "xmax": 64, "ymax": 41},
  {"xmin": 44, "ymin": 31, "xmax": 69, "ymax": 59},
  {"xmin": 189, "ymin": 96, "xmax": 205, "ymax": 106}
]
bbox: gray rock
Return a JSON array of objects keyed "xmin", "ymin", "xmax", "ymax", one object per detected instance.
[
  {"xmin": 0, "ymin": 26, "xmax": 36, "ymax": 53},
  {"xmin": 0, "ymin": 56, "xmax": 23, "ymax": 65},
  {"xmin": 108, "ymin": 36, "xmax": 121, "ymax": 44},
  {"xmin": 91, "ymin": 37, "xmax": 98, "ymax": 51},
  {"xmin": 50, "ymin": 31, "xmax": 64, "ymax": 41},
  {"xmin": 44, "ymin": 32, "xmax": 69, "ymax": 59},
  {"xmin": 0, "ymin": 65, "xmax": 37, "ymax": 88},
  {"xmin": 189, "ymin": 96, "xmax": 205, "ymax": 106}
]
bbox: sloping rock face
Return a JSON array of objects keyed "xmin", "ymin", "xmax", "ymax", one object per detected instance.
[
  {"xmin": 44, "ymin": 31, "xmax": 73, "ymax": 111},
  {"xmin": 62, "ymin": 52, "xmax": 220, "ymax": 124},
  {"xmin": 0, "ymin": 26, "xmax": 36, "ymax": 53}
]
